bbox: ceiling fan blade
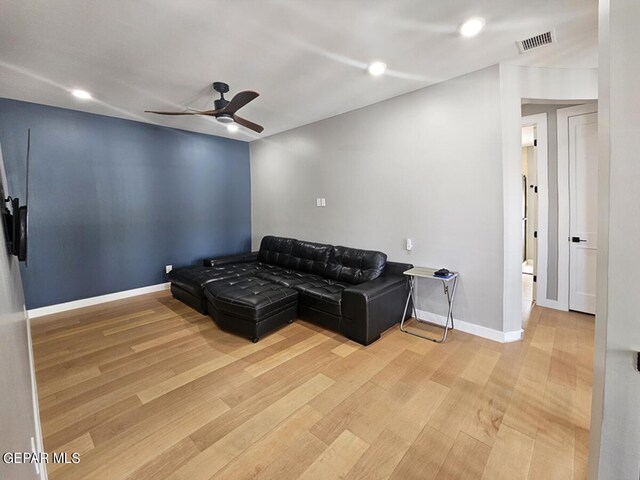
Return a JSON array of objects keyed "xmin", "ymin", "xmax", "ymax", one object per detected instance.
[
  {"xmin": 145, "ymin": 110, "xmax": 200, "ymax": 115},
  {"xmin": 222, "ymin": 91, "xmax": 259, "ymax": 114},
  {"xmin": 187, "ymin": 108, "xmax": 223, "ymax": 115},
  {"xmin": 145, "ymin": 109, "xmax": 220, "ymax": 116},
  {"xmin": 233, "ymin": 115, "xmax": 264, "ymax": 133}
]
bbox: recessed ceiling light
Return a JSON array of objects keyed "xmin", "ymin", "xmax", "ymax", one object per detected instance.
[
  {"xmin": 459, "ymin": 17, "xmax": 485, "ymax": 38},
  {"xmin": 71, "ymin": 89, "xmax": 92, "ymax": 100},
  {"xmin": 367, "ymin": 61, "xmax": 387, "ymax": 76},
  {"xmin": 227, "ymin": 124, "xmax": 239, "ymax": 133}
]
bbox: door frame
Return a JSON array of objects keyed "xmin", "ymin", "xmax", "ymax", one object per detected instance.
[
  {"xmin": 557, "ymin": 103, "xmax": 598, "ymax": 311},
  {"xmin": 521, "ymin": 113, "xmax": 547, "ymax": 306}
]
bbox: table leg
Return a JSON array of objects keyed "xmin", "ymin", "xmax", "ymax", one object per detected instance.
[
  {"xmin": 400, "ymin": 275, "xmax": 457, "ymax": 343},
  {"xmin": 445, "ymin": 276, "xmax": 458, "ymax": 330},
  {"xmin": 400, "ymin": 276, "xmax": 415, "ymax": 332}
]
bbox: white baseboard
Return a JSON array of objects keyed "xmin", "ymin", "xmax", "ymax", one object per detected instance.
[
  {"xmin": 28, "ymin": 283, "xmax": 170, "ymax": 318},
  {"xmin": 25, "ymin": 312, "xmax": 48, "ymax": 479},
  {"xmin": 413, "ymin": 309, "xmax": 523, "ymax": 343},
  {"xmin": 503, "ymin": 329, "xmax": 524, "ymax": 343}
]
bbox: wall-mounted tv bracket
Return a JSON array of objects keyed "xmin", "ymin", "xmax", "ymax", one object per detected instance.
[{"xmin": 1, "ymin": 193, "xmax": 16, "ymax": 253}]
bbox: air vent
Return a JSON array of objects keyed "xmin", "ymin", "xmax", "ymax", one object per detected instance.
[{"xmin": 517, "ymin": 30, "xmax": 556, "ymax": 53}]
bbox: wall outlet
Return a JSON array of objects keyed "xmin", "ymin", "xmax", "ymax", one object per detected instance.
[{"xmin": 165, "ymin": 265, "xmax": 172, "ymax": 274}]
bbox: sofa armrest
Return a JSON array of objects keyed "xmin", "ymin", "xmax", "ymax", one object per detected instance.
[
  {"xmin": 385, "ymin": 261, "xmax": 414, "ymax": 276},
  {"xmin": 203, "ymin": 251, "xmax": 258, "ymax": 267},
  {"xmin": 340, "ymin": 274, "xmax": 411, "ymax": 345}
]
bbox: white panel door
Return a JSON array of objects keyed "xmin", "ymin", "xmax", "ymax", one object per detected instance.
[{"xmin": 569, "ymin": 112, "xmax": 598, "ymax": 314}]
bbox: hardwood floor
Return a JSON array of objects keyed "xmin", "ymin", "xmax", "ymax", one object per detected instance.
[{"xmin": 31, "ymin": 291, "xmax": 594, "ymax": 480}]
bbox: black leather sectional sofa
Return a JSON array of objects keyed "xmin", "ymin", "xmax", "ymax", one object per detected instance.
[{"xmin": 169, "ymin": 235, "xmax": 412, "ymax": 346}]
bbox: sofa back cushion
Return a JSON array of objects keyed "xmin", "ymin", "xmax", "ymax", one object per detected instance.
[
  {"xmin": 289, "ymin": 240, "xmax": 333, "ymax": 275},
  {"xmin": 257, "ymin": 236, "xmax": 296, "ymax": 267},
  {"xmin": 325, "ymin": 246, "xmax": 387, "ymax": 284}
]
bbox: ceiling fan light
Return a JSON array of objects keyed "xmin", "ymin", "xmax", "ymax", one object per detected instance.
[{"xmin": 216, "ymin": 114, "xmax": 234, "ymax": 124}]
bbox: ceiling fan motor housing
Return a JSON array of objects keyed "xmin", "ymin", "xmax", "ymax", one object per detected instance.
[
  {"xmin": 214, "ymin": 98, "xmax": 229, "ymax": 111},
  {"xmin": 213, "ymin": 83, "xmax": 230, "ymax": 111}
]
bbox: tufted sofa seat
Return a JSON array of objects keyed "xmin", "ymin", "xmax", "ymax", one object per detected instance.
[
  {"xmin": 254, "ymin": 270, "xmax": 347, "ymax": 317},
  {"xmin": 169, "ymin": 235, "xmax": 413, "ymax": 345}
]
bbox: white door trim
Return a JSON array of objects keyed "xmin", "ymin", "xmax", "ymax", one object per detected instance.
[
  {"xmin": 521, "ymin": 113, "xmax": 554, "ymax": 307},
  {"xmin": 557, "ymin": 103, "xmax": 598, "ymax": 311}
]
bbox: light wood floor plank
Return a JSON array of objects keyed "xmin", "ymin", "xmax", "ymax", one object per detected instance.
[
  {"xmin": 390, "ymin": 425, "xmax": 455, "ymax": 480},
  {"xmin": 527, "ymin": 440, "xmax": 573, "ymax": 480},
  {"xmin": 43, "ymin": 395, "xmax": 142, "ymax": 451},
  {"xmin": 481, "ymin": 424, "xmax": 535, "ymax": 480},
  {"xmin": 427, "ymin": 378, "xmax": 484, "ymax": 440},
  {"xmin": 124, "ymin": 437, "xmax": 201, "ymax": 480},
  {"xmin": 343, "ymin": 428, "xmax": 410, "ymax": 480},
  {"xmin": 434, "ymin": 431, "xmax": 491, "ymax": 480},
  {"xmin": 331, "ymin": 341, "xmax": 360, "ymax": 358},
  {"xmin": 46, "ymin": 432, "xmax": 95, "ymax": 475},
  {"xmin": 213, "ymin": 404, "xmax": 326, "ymax": 480},
  {"xmin": 244, "ymin": 332, "xmax": 331, "ymax": 377},
  {"xmin": 137, "ymin": 352, "xmax": 237, "ymax": 403},
  {"xmin": 299, "ymin": 429, "xmax": 369, "ymax": 480},
  {"xmin": 461, "ymin": 347, "xmax": 501, "ymax": 386}
]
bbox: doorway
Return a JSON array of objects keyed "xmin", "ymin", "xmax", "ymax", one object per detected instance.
[
  {"xmin": 521, "ymin": 125, "xmax": 537, "ymax": 303},
  {"xmin": 520, "ymin": 112, "xmax": 548, "ymax": 307}
]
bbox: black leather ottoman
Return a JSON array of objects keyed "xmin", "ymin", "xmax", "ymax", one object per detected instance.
[
  {"xmin": 203, "ymin": 277, "xmax": 298, "ymax": 342},
  {"xmin": 169, "ymin": 263, "xmax": 260, "ymax": 314}
]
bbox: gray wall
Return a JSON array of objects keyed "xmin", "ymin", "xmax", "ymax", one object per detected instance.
[
  {"xmin": 0, "ymin": 98, "xmax": 251, "ymax": 309},
  {"xmin": 590, "ymin": 0, "xmax": 640, "ymax": 477},
  {"xmin": 521, "ymin": 103, "xmax": 580, "ymax": 301},
  {"xmin": 0, "ymin": 146, "xmax": 43, "ymax": 480},
  {"xmin": 251, "ymin": 66, "xmax": 507, "ymax": 332}
]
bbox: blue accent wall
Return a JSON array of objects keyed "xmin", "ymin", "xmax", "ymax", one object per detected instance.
[{"xmin": 0, "ymin": 98, "xmax": 251, "ymax": 309}]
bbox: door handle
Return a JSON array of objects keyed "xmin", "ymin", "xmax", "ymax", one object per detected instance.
[{"xmin": 571, "ymin": 236, "xmax": 587, "ymax": 243}]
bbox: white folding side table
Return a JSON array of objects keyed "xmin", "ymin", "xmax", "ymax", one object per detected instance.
[{"xmin": 400, "ymin": 267, "xmax": 459, "ymax": 343}]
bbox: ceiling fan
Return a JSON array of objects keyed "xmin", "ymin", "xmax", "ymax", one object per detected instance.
[{"xmin": 145, "ymin": 82, "xmax": 264, "ymax": 133}]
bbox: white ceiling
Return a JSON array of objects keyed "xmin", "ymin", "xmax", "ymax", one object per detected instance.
[{"xmin": 0, "ymin": 0, "xmax": 597, "ymax": 142}]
